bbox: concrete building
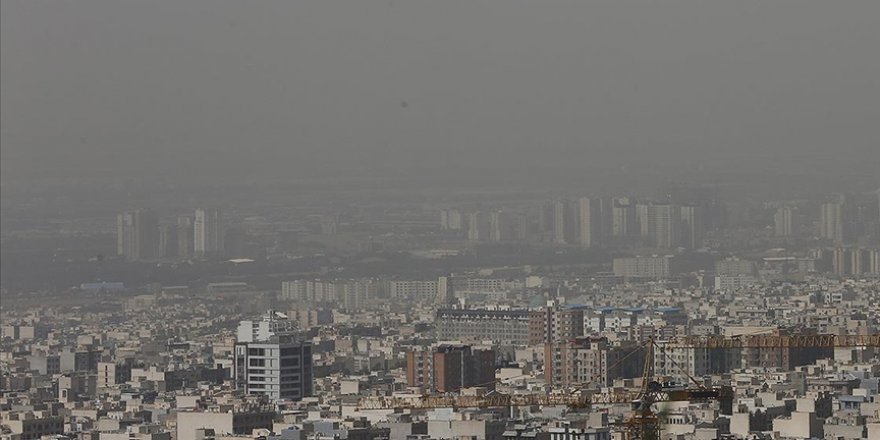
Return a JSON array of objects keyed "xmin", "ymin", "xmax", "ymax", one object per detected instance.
[
  {"xmin": 714, "ymin": 274, "xmax": 758, "ymax": 292},
  {"xmin": 97, "ymin": 361, "xmax": 132, "ymax": 389},
  {"xmin": 157, "ymin": 223, "xmax": 178, "ymax": 258},
  {"xmin": 2, "ymin": 411, "xmax": 64, "ymax": 440},
  {"xmin": 775, "ymin": 206, "xmax": 793, "ymax": 237},
  {"xmin": 436, "ymin": 276, "xmax": 454, "ymax": 305},
  {"xmin": 612, "ymin": 256, "xmax": 672, "ymax": 280},
  {"xmin": 389, "ymin": 279, "xmax": 440, "ymax": 302},
  {"xmin": 281, "ymin": 279, "xmax": 377, "ymax": 310},
  {"xmin": 234, "ymin": 314, "xmax": 312, "ymax": 401},
  {"xmin": 440, "ymin": 208, "xmax": 463, "ymax": 230},
  {"xmin": 427, "ymin": 417, "xmax": 506, "ymax": 440},
  {"xmin": 194, "ymin": 207, "xmax": 223, "ymax": 258},
  {"xmin": 636, "ymin": 203, "xmax": 651, "ymax": 239},
  {"xmin": 177, "ymin": 409, "xmax": 274, "ymax": 440},
  {"xmin": 772, "ymin": 411, "xmax": 824, "ymax": 439},
  {"xmin": 177, "ymin": 215, "xmax": 195, "ymax": 259},
  {"xmin": 467, "ymin": 211, "xmax": 490, "ymax": 242},
  {"xmin": 548, "ymin": 424, "xmax": 611, "ymax": 440},
  {"xmin": 434, "ymin": 308, "xmax": 541, "ymax": 345},
  {"xmin": 647, "ymin": 204, "xmax": 680, "ymax": 248},
  {"xmin": 577, "ymin": 197, "xmax": 600, "ymax": 249},
  {"xmin": 117, "ymin": 209, "xmax": 158, "ymax": 261},
  {"xmin": 830, "ymin": 247, "xmax": 880, "ymax": 276},
  {"xmin": 715, "ymin": 257, "xmax": 756, "ymax": 276},
  {"xmin": 488, "ymin": 210, "xmax": 503, "ymax": 242},
  {"xmin": 679, "ymin": 205, "xmax": 704, "ymax": 249},
  {"xmin": 406, "ymin": 349, "xmax": 433, "ymax": 391},
  {"xmin": 612, "ymin": 198, "xmax": 636, "ymax": 239},
  {"xmin": 821, "ymin": 201, "xmax": 845, "ymax": 244},
  {"xmin": 406, "ymin": 344, "xmax": 495, "ymax": 393},
  {"xmin": 544, "ymin": 337, "xmax": 643, "ymax": 388},
  {"xmin": 539, "ymin": 304, "xmax": 585, "ymax": 343}
]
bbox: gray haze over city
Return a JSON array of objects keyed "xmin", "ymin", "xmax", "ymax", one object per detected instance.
[
  {"xmin": 2, "ymin": 1, "xmax": 879, "ymax": 186},
  {"xmin": 2, "ymin": 2, "xmax": 880, "ymax": 440}
]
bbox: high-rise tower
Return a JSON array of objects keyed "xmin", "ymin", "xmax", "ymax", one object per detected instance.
[
  {"xmin": 116, "ymin": 209, "xmax": 158, "ymax": 261},
  {"xmin": 577, "ymin": 197, "xmax": 599, "ymax": 249},
  {"xmin": 679, "ymin": 205, "xmax": 705, "ymax": 249},
  {"xmin": 647, "ymin": 204, "xmax": 680, "ymax": 248},
  {"xmin": 194, "ymin": 208, "xmax": 223, "ymax": 258},
  {"xmin": 774, "ymin": 207, "xmax": 793, "ymax": 237},
  {"xmin": 820, "ymin": 202, "xmax": 844, "ymax": 244}
]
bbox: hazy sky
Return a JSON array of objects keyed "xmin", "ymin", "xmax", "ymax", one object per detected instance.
[{"xmin": 2, "ymin": 1, "xmax": 878, "ymax": 183}]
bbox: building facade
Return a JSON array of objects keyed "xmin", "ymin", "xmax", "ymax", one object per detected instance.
[
  {"xmin": 406, "ymin": 344, "xmax": 495, "ymax": 393},
  {"xmin": 233, "ymin": 314, "xmax": 312, "ymax": 401},
  {"xmin": 194, "ymin": 208, "xmax": 223, "ymax": 258},
  {"xmin": 117, "ymin": 209, "xmax": 158, "ymax": 261}
]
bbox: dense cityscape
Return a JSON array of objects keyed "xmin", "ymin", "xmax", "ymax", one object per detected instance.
[
  {"xmin": 2, "ymin": 183, "xmax": 880, "ymax": 440},
  {"xmin": 3, "ymin": 1, "xmax": 880, "ymax": 439}
]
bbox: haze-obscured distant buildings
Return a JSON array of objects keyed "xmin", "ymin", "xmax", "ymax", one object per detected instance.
[
  {"xmin": 117, "ymin": 209, "xmax": 158, "ymax": 261},
  {"xmin": 195, "ymin": 208, "xmax": 223, "ymax": 258}
]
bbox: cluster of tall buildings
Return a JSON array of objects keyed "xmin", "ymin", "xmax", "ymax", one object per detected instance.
[
  {"xmin": 775, "ymin": 196, "xmax": 880, "ymax": 245},
  {"xmin": 774, "ymin": 206, "xmax": 795, "ymax": 237},
  {"xmin": 441, "ymin": 198, "xmax": 706, "ymax": 249},
  {"xmin": 824, "ymin": 248, "xmax": 880, "ymax": 276},
  {"xmin": 116, "ymin": 208, "xmax": 222, "ymax": 261},
  {"xmin": 816, "ymin": 197, "xmax": 878, "ymax": 245},
  {"xmin": 438, "ymin": 193, "xmax": 880, "ymax": 252}
]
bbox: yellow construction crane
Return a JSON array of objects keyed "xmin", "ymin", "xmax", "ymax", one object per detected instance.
[{"xmin": 357, "ymin": 332, "xmax": 880, "ymax": 440}]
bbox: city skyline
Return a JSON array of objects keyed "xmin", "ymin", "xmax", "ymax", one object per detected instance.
[{"xmin": 2, "ymin": 1, "xmax": 880, "ymax": 439}]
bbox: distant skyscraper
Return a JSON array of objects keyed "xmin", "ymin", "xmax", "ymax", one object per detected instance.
[
  {"xmin": 820, "ymin": 202, "xmax": 844, "ymax": 244},
  {"xmin": 538, "ymin": 203, "xmax": 555, "ymax": 240},
  {"xmin": 158, "ymin": 224, "xmax": 178, "ymax": 258},
  {"xmin": 514, "ymin": 212, "xmax": 529, "ymax": 242},
  {"xmin": 577, "ymin": 197, "xmax": 599, "ymax": 248},
  {"xmin": 635, "ymin": 203, "xmax": 651, "ymax": 239},
  {"xmin": 440, "ymin": 208, "xmax": 463, "ymax": 230},
  {"xmin": 436, "ymin": 276, "xmax": 454, "ymax": 305},
  {"xmin": 553, "ymin": 200, "xmax": 567, "ymax": 245},
  {"xmin": 466, "ymin": 211, "xmax": 489, "ymax": 241},
  {"xmin": 488, "ymin": 211, "xmax": 503, "ymax": 242},
  {"xmin": 116, "ymin": 209, "xmax": 158, "ymax": 261},
  {"xmin": 774, "ymin": 207, "xmax": 793, "ymax": 237},
  {"xmin": 647, "ymin": 204, "xmax": 680, "ymax": 248},
  {"xmin": 550, "ymin": 199, "xmax": 578, "ymax": 245},
  {"xmin": 194, "ymin": 208, "xmax": 223, "ymax": 258},
  {"xmin": 177, "ymin": 215, "xmax": 194, "ymax": 259},
  {"xmin": 612, "ymin": 198, "xmax": 636, "ymax": 238},
  {"xmin": 679, "ymin": 205, "xmax": 705, "ymax": 249}
]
